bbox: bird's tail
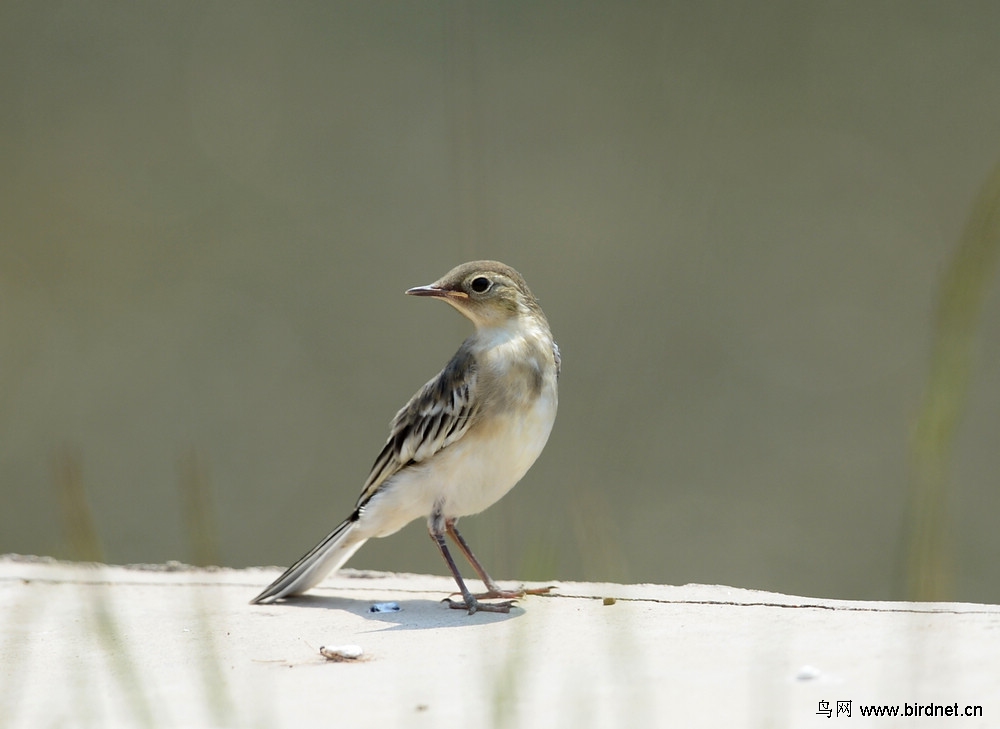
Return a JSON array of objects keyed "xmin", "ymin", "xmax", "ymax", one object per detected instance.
[{"xmin": 250, "ymin": 517, "xmax": 367, "ymax": 604}]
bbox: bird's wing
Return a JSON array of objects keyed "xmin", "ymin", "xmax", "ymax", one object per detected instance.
[{"xmin": 355, "ymin": 347, "xmax": 479, "ymax": 507}]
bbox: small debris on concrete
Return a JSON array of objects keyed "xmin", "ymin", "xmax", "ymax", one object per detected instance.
[
  {"xmin": 603, "ymin": 597, "xmax": 617, "ymax": 606},
  {"xmin": 319, "ymin": 645, "xmax": 364, "ymax": 662},
  {"xmin": 369, "ymin": 601, "xmax": 401, "ymax": 613}
]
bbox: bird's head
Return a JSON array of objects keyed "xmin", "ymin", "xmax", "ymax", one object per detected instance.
[{"xmin": 406, "ymin": 260, "xmax": 544, "ymax": 329}]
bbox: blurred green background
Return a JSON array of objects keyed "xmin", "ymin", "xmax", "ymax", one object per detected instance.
[{"xmin": 1, "ymin": 1, "xmax": 997, "ymax": 603}]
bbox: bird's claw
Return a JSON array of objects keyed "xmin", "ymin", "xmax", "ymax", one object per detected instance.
[
  {"xmin": 443, "ymin": 584, "xmax": 556, "ymax": 613},
  {"xmin": 444, "ymin": 596, "xmax": 516, "ymax": 614},
  {"xmin": 472, "ymin": 584, "xmax": 556, "ymax": 600}
]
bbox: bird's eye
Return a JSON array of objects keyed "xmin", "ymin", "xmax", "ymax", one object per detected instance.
[{"xmin": 470, "ymin": 276, "xmax": 492, "ymax": 293}]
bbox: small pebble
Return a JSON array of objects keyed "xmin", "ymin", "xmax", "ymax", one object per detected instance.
[
  {"xmin": 602, "ymin": 597, "xmax": 617, "ymax": 606},
  {"xmin": 319, "ymin": 644, "xmax": 364, "ymax": 662},
  {"xmin": 369, "ymin": 601, "xmax": 401, "ymax": 613}
]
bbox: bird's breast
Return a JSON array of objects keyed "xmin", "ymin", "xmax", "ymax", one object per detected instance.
[
  {"xmin": 431, "ymin": 385, "xmax": 557, "ymax": 517},
  {"xmin": 359, "ymin": 320, "xmax": 558, "ymax": 535}
]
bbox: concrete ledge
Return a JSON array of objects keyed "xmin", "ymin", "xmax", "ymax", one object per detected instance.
[{"xmin": 1, "ymin": 555, "xmax": 996, "ymax": 727}]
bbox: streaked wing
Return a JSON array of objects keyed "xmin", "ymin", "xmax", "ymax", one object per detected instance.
[{"xmin": 356, "ymin": 347, "xmax": 478, "ymax": 507}]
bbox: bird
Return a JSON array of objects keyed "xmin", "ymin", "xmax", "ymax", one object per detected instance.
[{"xmin": 251, "ymin": 260, "xmax": 560, "ymax": 614}]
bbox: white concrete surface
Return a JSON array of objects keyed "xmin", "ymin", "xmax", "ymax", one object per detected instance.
[{"xmin": 1, "ymin": 555, "xmax": 997, "ymax": 728}]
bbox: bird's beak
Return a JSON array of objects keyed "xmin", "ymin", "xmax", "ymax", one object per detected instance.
[{"xmin": 405, "ymin": 285, "xmax": 469, "ymax": 300}]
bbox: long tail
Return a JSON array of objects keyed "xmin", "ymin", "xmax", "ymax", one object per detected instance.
[{"xmin": 250, "ymin": 518, "xmax": 367, "ymax": 604}]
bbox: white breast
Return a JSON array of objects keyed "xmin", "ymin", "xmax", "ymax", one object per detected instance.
[
  {"xmin": 357, "ymin": 373, "xmax": 557, "ymax": 538},
  {"xmin": 432, "ymin": 387, "xmax": 557, "ymax": 516}
]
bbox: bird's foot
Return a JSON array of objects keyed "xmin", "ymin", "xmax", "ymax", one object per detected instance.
[
  {"xmin": 474, "ymin": 584, "xmax": 556, "ymax": 600},
  {"xmin": 445, "ymin": 595, "xmax": 516, "ymax": 614},
  {"xmin": 444, "ymin": 584, "xmax": 554, "ymax": 613}
]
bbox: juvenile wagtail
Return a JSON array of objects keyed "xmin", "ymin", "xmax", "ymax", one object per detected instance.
[{"xmin": 251, "ymin": 260, "xmax": 560, "ymax": 614}]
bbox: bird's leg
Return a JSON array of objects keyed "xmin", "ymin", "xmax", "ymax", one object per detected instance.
[
  {"xmin": 445, "ymin": 519, "xmax": 554, "ymax": 600},
  {"xmin": 428, "ymin": 514, "xmax": 514, "ymax": 614}
]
